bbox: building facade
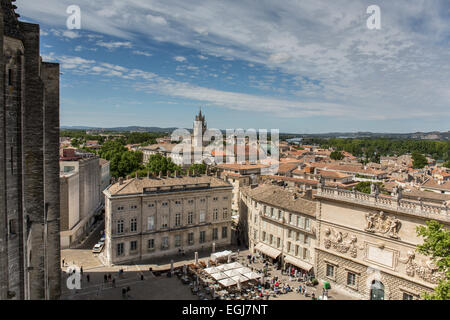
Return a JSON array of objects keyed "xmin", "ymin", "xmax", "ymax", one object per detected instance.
[
  {"xmin": 0, "ymin": 0, "xmax": 60, "ymax": 300},
  {"xmin": 59, "ymin": 157, "xmax": 103, "ymax": 248},
  {"xmin": 103, "ymin": 174, "xmax": 233, "ymax": 265},
  {"xmin": 314, "ymin": 185, "xmax": 448, "ymax": 300},
  {"xmin": 241, "ymin": 184, "xmax": 318, "ymax": 274}
]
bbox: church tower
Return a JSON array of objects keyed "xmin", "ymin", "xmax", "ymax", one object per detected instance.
[{"xmin": 193, "ymin": 108, "xmax": 207, "ymax": 147}]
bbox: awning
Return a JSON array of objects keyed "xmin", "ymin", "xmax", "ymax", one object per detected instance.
[
  {"xmin": 284, "ymin": 255, "xmax": 313, "ymax": 272},
  {"xmin": 255, "ymin": 243, "xmax": 281, "ymax": 259},
  {"xmin": 211, "ymin": 272, "xmax": 228, "ymax": 281}
]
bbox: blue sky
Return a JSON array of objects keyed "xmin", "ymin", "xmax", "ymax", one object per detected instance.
[{"xmin": 16, "ymin": 0, "xmax": 450, "ymax": 133}]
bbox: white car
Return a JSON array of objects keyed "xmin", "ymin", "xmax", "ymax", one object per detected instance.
[{"xmin": 92, "ymin": 243, "xmax": 104, "ymax": 253}]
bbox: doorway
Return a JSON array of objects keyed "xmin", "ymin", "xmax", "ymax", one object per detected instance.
[{"xmin": 370, "ymin": 280, "xmax": 385, "ymax": 300}]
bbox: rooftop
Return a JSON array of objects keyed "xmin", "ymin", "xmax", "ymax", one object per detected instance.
[
  {"xmin": 106, "ymin": 175, "xmax": 232, "ymax": 196},
  {"xmin": 241, "ymin": 184, "xmax": 317, "ymax": 217},
  {"xmin": 216, "ymin": 163, "xmax": 269, "ymax": 171},
  {"xmin": 422, "ymin": 179, "xmax": 450, "ymax": 191}
]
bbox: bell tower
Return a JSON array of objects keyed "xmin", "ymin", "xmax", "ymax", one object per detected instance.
[{"xmin": 193, "ymin": 108, "xmax": 207, "ymax": 147}]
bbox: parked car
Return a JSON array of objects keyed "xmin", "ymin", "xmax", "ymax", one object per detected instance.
[{"xmin": 92, "ymin": 243, "xmax": 104, "ymax": 253}]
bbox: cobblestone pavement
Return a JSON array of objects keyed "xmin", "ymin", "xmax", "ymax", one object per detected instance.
[{"xmin": 60, "ymin": 245, "xmax": 357, "ymax": 300}]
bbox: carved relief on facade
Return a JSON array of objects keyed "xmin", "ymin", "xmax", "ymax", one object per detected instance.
[
  {"xmin": 364, "ymin": 211, "xmax": 401, "ymax": 239},
  {"xmin": 324, "ymin": 227, "xmax": 359, "ymax": 258},
  {"xmin": 399, "ymin": 251, "xmax": 444, "ymax": 285}
]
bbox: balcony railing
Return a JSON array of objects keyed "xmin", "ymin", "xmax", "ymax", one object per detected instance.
[{"xmin": 316, "ymin": 186, "xmax": 450, "ymax": 220}]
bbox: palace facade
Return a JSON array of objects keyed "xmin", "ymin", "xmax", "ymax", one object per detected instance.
[
  {"xmin": 103, "ymin": 173, "xmax": 233, "ymax": 265},
  {"xmin": 240, "ymin": 181, "xmax": 449, "ymax": 300}
]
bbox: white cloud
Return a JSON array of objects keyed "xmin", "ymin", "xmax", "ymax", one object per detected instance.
[
  {"xmin": 174, "ymin": 56, "xmax": 187, "ymax": 62},
  {"xmin": 133, "ymin": 50, "xmax": 152, "ymax": 57},
  {"xmin": 96, "ymin": 41, "xmax": 133, "ymax": 50},
  {"xmin": 268, "ymin": 52, "xmax": 291, "ymax": 64},
  {"xmin": 147, "ymin": 14, "xmax": 167, "ymax": 25},
  {"xmin": 62, "ymin": 30, "xmax": 80, "ymax": 39}
]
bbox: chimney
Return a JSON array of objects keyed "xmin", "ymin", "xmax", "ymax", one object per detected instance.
[
  {"xmin": 174, "ymin": 170, "xmax": 178, "ymax": 177},
  {"xmin": 292, "ymin": 193, "xmax": 298, "ymax": 200},
  {"xmin": 159, "ymin": 171, "xmax": 163, "ymax": 178},
  {"xmin": 126, "ymin": 175, "xmax": 131, "ymax": 180},
  {"xmin": 167, "ymin": 170, "xmax": 171, "ymax": 177},
  {"xmin": 147, "ymin": 171, "xmax": 150, "ymax": 179},
  {"xmin": 119, "ymin": 177, "xmax": 124, "ymax": 185}
]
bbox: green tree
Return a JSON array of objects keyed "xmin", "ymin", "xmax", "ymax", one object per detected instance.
[
  {"xmin": 354, "ymin": 181, "xmax": 383, "ymax": 194},
  {"xmin": 98, "ymin": 140, "xmax": 143, "ymax": 178},
  {"xmin": 354, "ymin": 182, "xmax": 372, "ymax": 194},
  {"xmin": 330, "ymin": 150, "xmax": 344, "ymax": 160},
  {"xmin": 416, "ymin": 220, "xmax": 450, "ymax": 300},
  {"xmin": 146, "ymin": 153, "xmax": 182, "ymax": 175},
  {"xmin": 412, "ymin": 152, "xmax": 428, "ymax": 169},
  {"xmin": 189, "ymin": 163, "xmax": 207, "ymax": 174}
]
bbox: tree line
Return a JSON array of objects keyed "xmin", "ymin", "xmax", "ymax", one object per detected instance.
[{"xmin": 301, "ymin": 138, "xmax": 450, "ymax": 163}]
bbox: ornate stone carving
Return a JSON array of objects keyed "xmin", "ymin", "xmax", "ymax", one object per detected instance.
[
  {"xmin": 399, "ymin": 251, "xmax": 444, "ymax": 284},
  {"xmin": 324, "ymin": 228, "xmax": 359, "ymax": 258},
  {"xmin": 365, "ymin": 211, "xmax": 401, "ymax": 239}
]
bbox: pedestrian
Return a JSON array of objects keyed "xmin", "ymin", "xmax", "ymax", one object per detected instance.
[
  {"xmin": 104, "ymin": 274, "xmax": 107, "ymax": 283},
  {"xmin": 108, "ymin": 274, "xmax": 112, "ymax": 281},
  {"xmin": 252, "ymin": 256, "xmax": 255, "ymax": 264},
  {"xmin": 87, "ymin": 274, "xmax": 90, "ymax": 282},
  {"xmin": 62, "ymin": 259, "xmax": 65, "ymax": 267},
  {"xmin": 80, "ymin": 266, "xmax": 83, "ymax": 275},
  {"xmin": 112, "ymin": 278, "xmax": 116, "ymax": 288},
  {"xmin": 140, "ymin": 274, "xmax": 144, "ymax": 281}
]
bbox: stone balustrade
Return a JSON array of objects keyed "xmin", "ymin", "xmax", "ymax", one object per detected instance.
[{"xmin": 316, "ymin": 187, "xmax": 450, "ymax": 222}]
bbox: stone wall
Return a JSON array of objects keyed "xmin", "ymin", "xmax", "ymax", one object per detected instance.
[
  {"xmin": 0, "ymin": 3, "xmax": 61, "ymax": 299},
  {"xmin": 316, "ymin": 249, "xmax": 433, "ymax": 300},
  {"xmin": 41, "ymin": 61, "xmax": 61, "ymax": 299}
]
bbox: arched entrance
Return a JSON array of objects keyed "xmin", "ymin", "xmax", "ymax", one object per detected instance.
[{"xmin": 370, "ymin": 280, "xmax": 385, "ymax": 300}]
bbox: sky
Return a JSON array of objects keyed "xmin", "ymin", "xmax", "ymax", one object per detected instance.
[{"xmin": 16, "ymin": 0, "xmax": 450, "ymax": 133}]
